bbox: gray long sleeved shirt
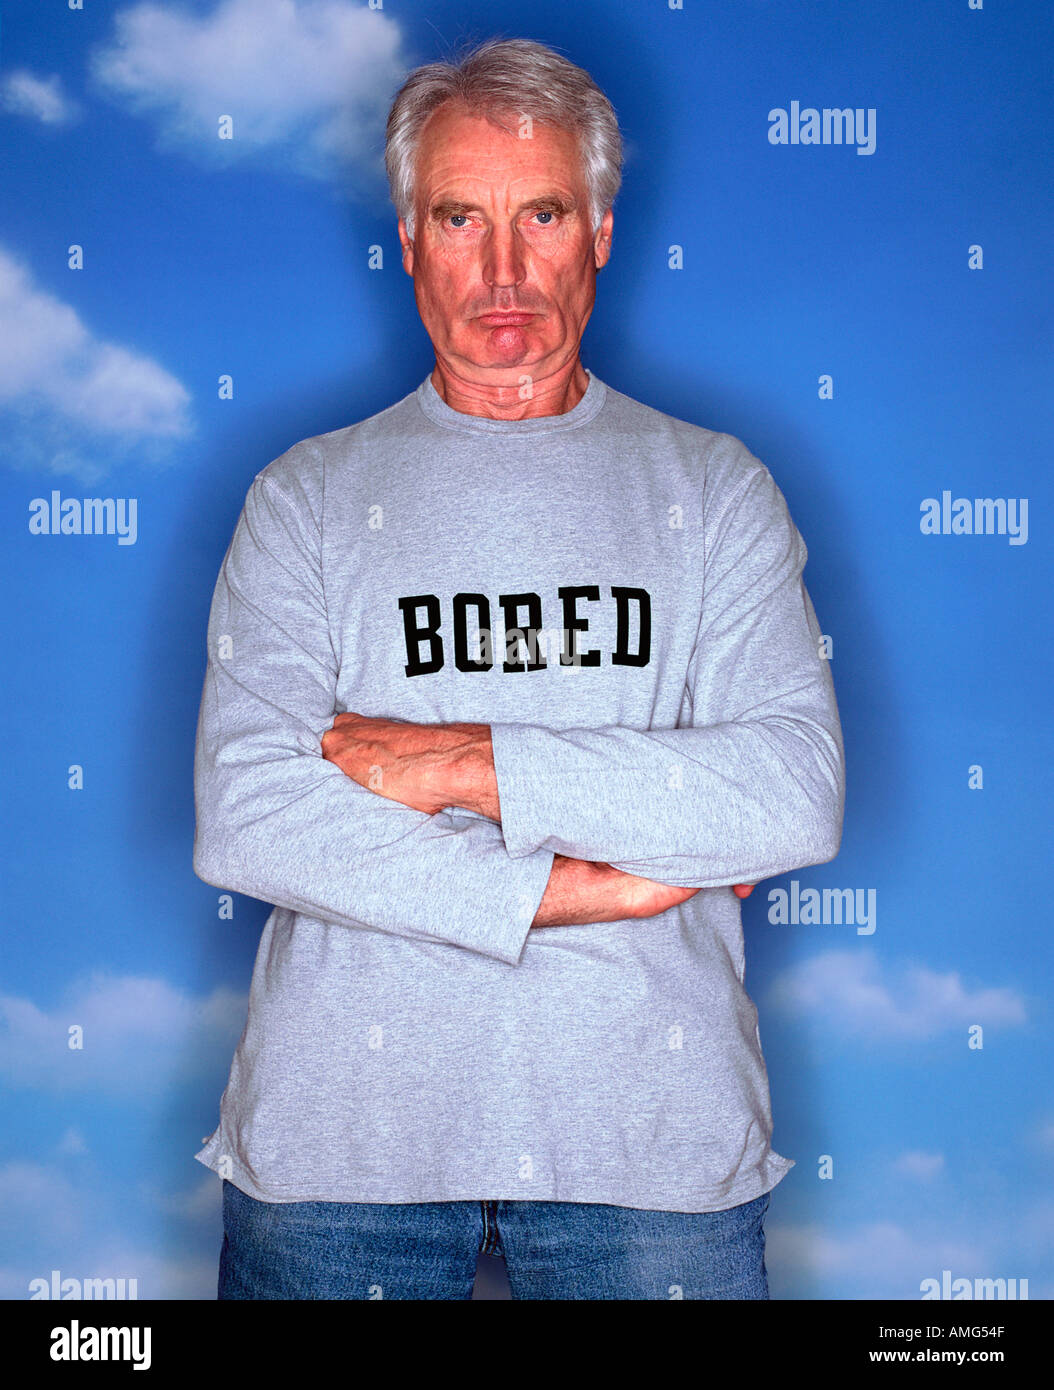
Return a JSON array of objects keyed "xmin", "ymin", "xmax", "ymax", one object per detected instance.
[{"xmin": 193, "ymin": 368, "xmax": 845, "ymax": 1212}]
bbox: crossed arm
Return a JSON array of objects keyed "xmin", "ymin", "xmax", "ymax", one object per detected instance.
[
  {"xmin": 194, "ymin": 445, "xmax": 841, "ymax": 964},
  {"xmin": 320, "ymin": 711, "xmax": 756, "ymax": 926}
]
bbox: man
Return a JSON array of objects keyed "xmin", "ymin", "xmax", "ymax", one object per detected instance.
[{"xmin": 193, "ymin": 36, "xmax": 844, "ymax": 1300}]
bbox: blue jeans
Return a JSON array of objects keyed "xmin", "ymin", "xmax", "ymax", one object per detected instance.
[{"xmin": 218, "ymin": 1179, "xmax": 771, "ymax": 1300}]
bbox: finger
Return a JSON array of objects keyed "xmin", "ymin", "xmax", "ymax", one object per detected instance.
[{"xmin": 732, "ymin": 883, "xmax": 756, "ymax": 899}]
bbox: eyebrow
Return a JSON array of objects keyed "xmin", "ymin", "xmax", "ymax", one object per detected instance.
[{"xmin": 428, "ymin": 194, "xmax": 577, "ymax": 221}]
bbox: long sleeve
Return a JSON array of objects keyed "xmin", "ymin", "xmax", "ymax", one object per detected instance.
[
  {"xmin": 192, "ymin": 463, "xmax": 555, "ymax": 965},
  {"xmin": 489, "ymin": 451, "xmax": 845, "ymax": 886}
]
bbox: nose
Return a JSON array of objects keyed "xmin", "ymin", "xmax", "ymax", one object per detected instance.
[{"xmin": 482, "ymin": 220, "xmax": 526, "ymax": 295}]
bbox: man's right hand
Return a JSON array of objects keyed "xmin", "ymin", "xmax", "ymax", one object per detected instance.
[{"xmin": 531, "ymin": 855, "xmax": 755, "ymax": 928}]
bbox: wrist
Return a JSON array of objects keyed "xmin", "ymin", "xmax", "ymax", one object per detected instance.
[{"xmin": 436, "ymin": 724, "xmax": 499, "ymax": 820}]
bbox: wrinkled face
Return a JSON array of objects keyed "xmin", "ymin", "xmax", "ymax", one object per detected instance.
[{"xmin": 398, "ymin": 102, "xmax": 613, "ymax": 383}]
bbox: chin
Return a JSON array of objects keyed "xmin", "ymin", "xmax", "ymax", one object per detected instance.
[{"xmin": 466, "ymin": 345, "xmax": 540, "ymax": 369}]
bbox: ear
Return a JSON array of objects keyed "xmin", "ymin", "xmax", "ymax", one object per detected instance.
[
  {"xmin": 397, "ymin": 218, "xmax": 415, "ymax": 276},
  {"xmin": 593, "ymin": 207, "xmax": 614, "ymax": 270}
]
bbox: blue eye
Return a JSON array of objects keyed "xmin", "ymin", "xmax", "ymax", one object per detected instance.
[
  {"xmin": 535, "ymin": 211, "xmax": 553, "ymax": 224},
  {"xmin": 449, "ymin": 215, "xmax": 468, "ymax": 227}
]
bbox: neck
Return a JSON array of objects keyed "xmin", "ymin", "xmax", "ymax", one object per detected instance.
[{"xmin": 429, "ymin": 356, "xmax": 589, "ymax": 420}]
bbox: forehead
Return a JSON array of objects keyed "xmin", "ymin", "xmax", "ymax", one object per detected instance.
[{"xmin": 414, "ymin": 102, "xmax": 586, "ymax": 195}]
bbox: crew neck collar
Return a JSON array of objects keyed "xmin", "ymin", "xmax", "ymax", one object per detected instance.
[{"xmin": 416, "ymin": 368, "xmax": 606, "ymax": 435}]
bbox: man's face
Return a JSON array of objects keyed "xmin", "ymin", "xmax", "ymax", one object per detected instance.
[{"xmin": 398, "ymin": 102, "xmax": 613, "ymax": 385}]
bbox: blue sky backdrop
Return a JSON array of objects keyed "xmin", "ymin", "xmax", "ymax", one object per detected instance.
[{"xmin": 1, "ymin": 0, "xmax": 1051, "ymax": 1299}]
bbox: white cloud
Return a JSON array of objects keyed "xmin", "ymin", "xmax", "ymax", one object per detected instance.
[
  {"xmin": 0, "ymin": 247, "xmax": 191, "ymax": 431},
  {"xmin": 1, "ymin": 1255, "xmax": 215, "ymax": 1300},
  {"xmin": 56, "ymin": 1128, "xmax": 89, "ymax": 1157},
  {"xmin": 1, "ymin": 70, "xmax": 82, "ymax": 126},
  {"xmin": 0, "ymin": 247, "xmax": 193, "ymax": 479},
  {"xmin": 766, "ymin": 948, "xmax": 1027, "ymax": 1041},
  {"xmin": 149, "ymin": 1174, "xmax": 222, "ymax": 1225},
  {"xmin": 0, "ymin": 1225, "xmax": 218, "ymax": 1300},
  {"xmin": 0, "ymin": 1268, "xmax": 34, "ymax": 1300},
  {"xmin": 893, "ymin": 1150, "xmax": 945, "ymax": 1181},
  {"xmin": 0, "ymin": 971, "xmax": 246, "ymax": 1096},
  {"xmin": 0, "ymin": 1162, "xmax": 86, "ymax": 1250},
  {"xmin": 1018, "ymin": 1197, "xmax": 1054, "ymax": 1243},
  {"xmin": 84, "ymin": 1246, "xmax": 218, "ymax": 1299},
  {"xmin": 0, "ymin": 1159, "xmax": 223, "ymax": 1299},
  {"xmin": 90, "ymin": 0, "xmax": 407, "ymax": 187},
  {"xmin": 767, "ymin": 1219, "xmax": 985, "ymax": 1299}
]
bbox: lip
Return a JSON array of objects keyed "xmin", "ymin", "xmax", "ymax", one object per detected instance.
[{"xmin": 478, "ymin": 313, "xmax": 536, "ymax": 325}]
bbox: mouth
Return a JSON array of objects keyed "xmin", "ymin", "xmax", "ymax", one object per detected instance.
[{"xmin": 477, "ymin": 313, "xmax": 536, "ymax": 326}]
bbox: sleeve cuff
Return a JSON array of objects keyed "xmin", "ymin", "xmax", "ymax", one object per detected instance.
[
  {"xmin": 490, "ymin": 722, "xmax": 551, "ymax": 860},
  {"xmin": 439, "ymin": 805, "xmax": 555, "ymax": 963}
]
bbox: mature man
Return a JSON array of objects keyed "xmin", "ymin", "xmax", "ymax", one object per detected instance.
[{"xmin": 193, "ymin": 37, "xmax": 844, "ymax": 1300}]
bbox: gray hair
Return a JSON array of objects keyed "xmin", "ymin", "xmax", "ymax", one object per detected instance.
[{"xmin": 385, "ymin": 37, "xmax": 623, "ymax": 242}]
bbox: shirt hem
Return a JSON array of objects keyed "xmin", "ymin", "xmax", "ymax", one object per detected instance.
[{"xmin": 194, "ymin": 1147, "xmax": 794, "ymax": 1215}]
